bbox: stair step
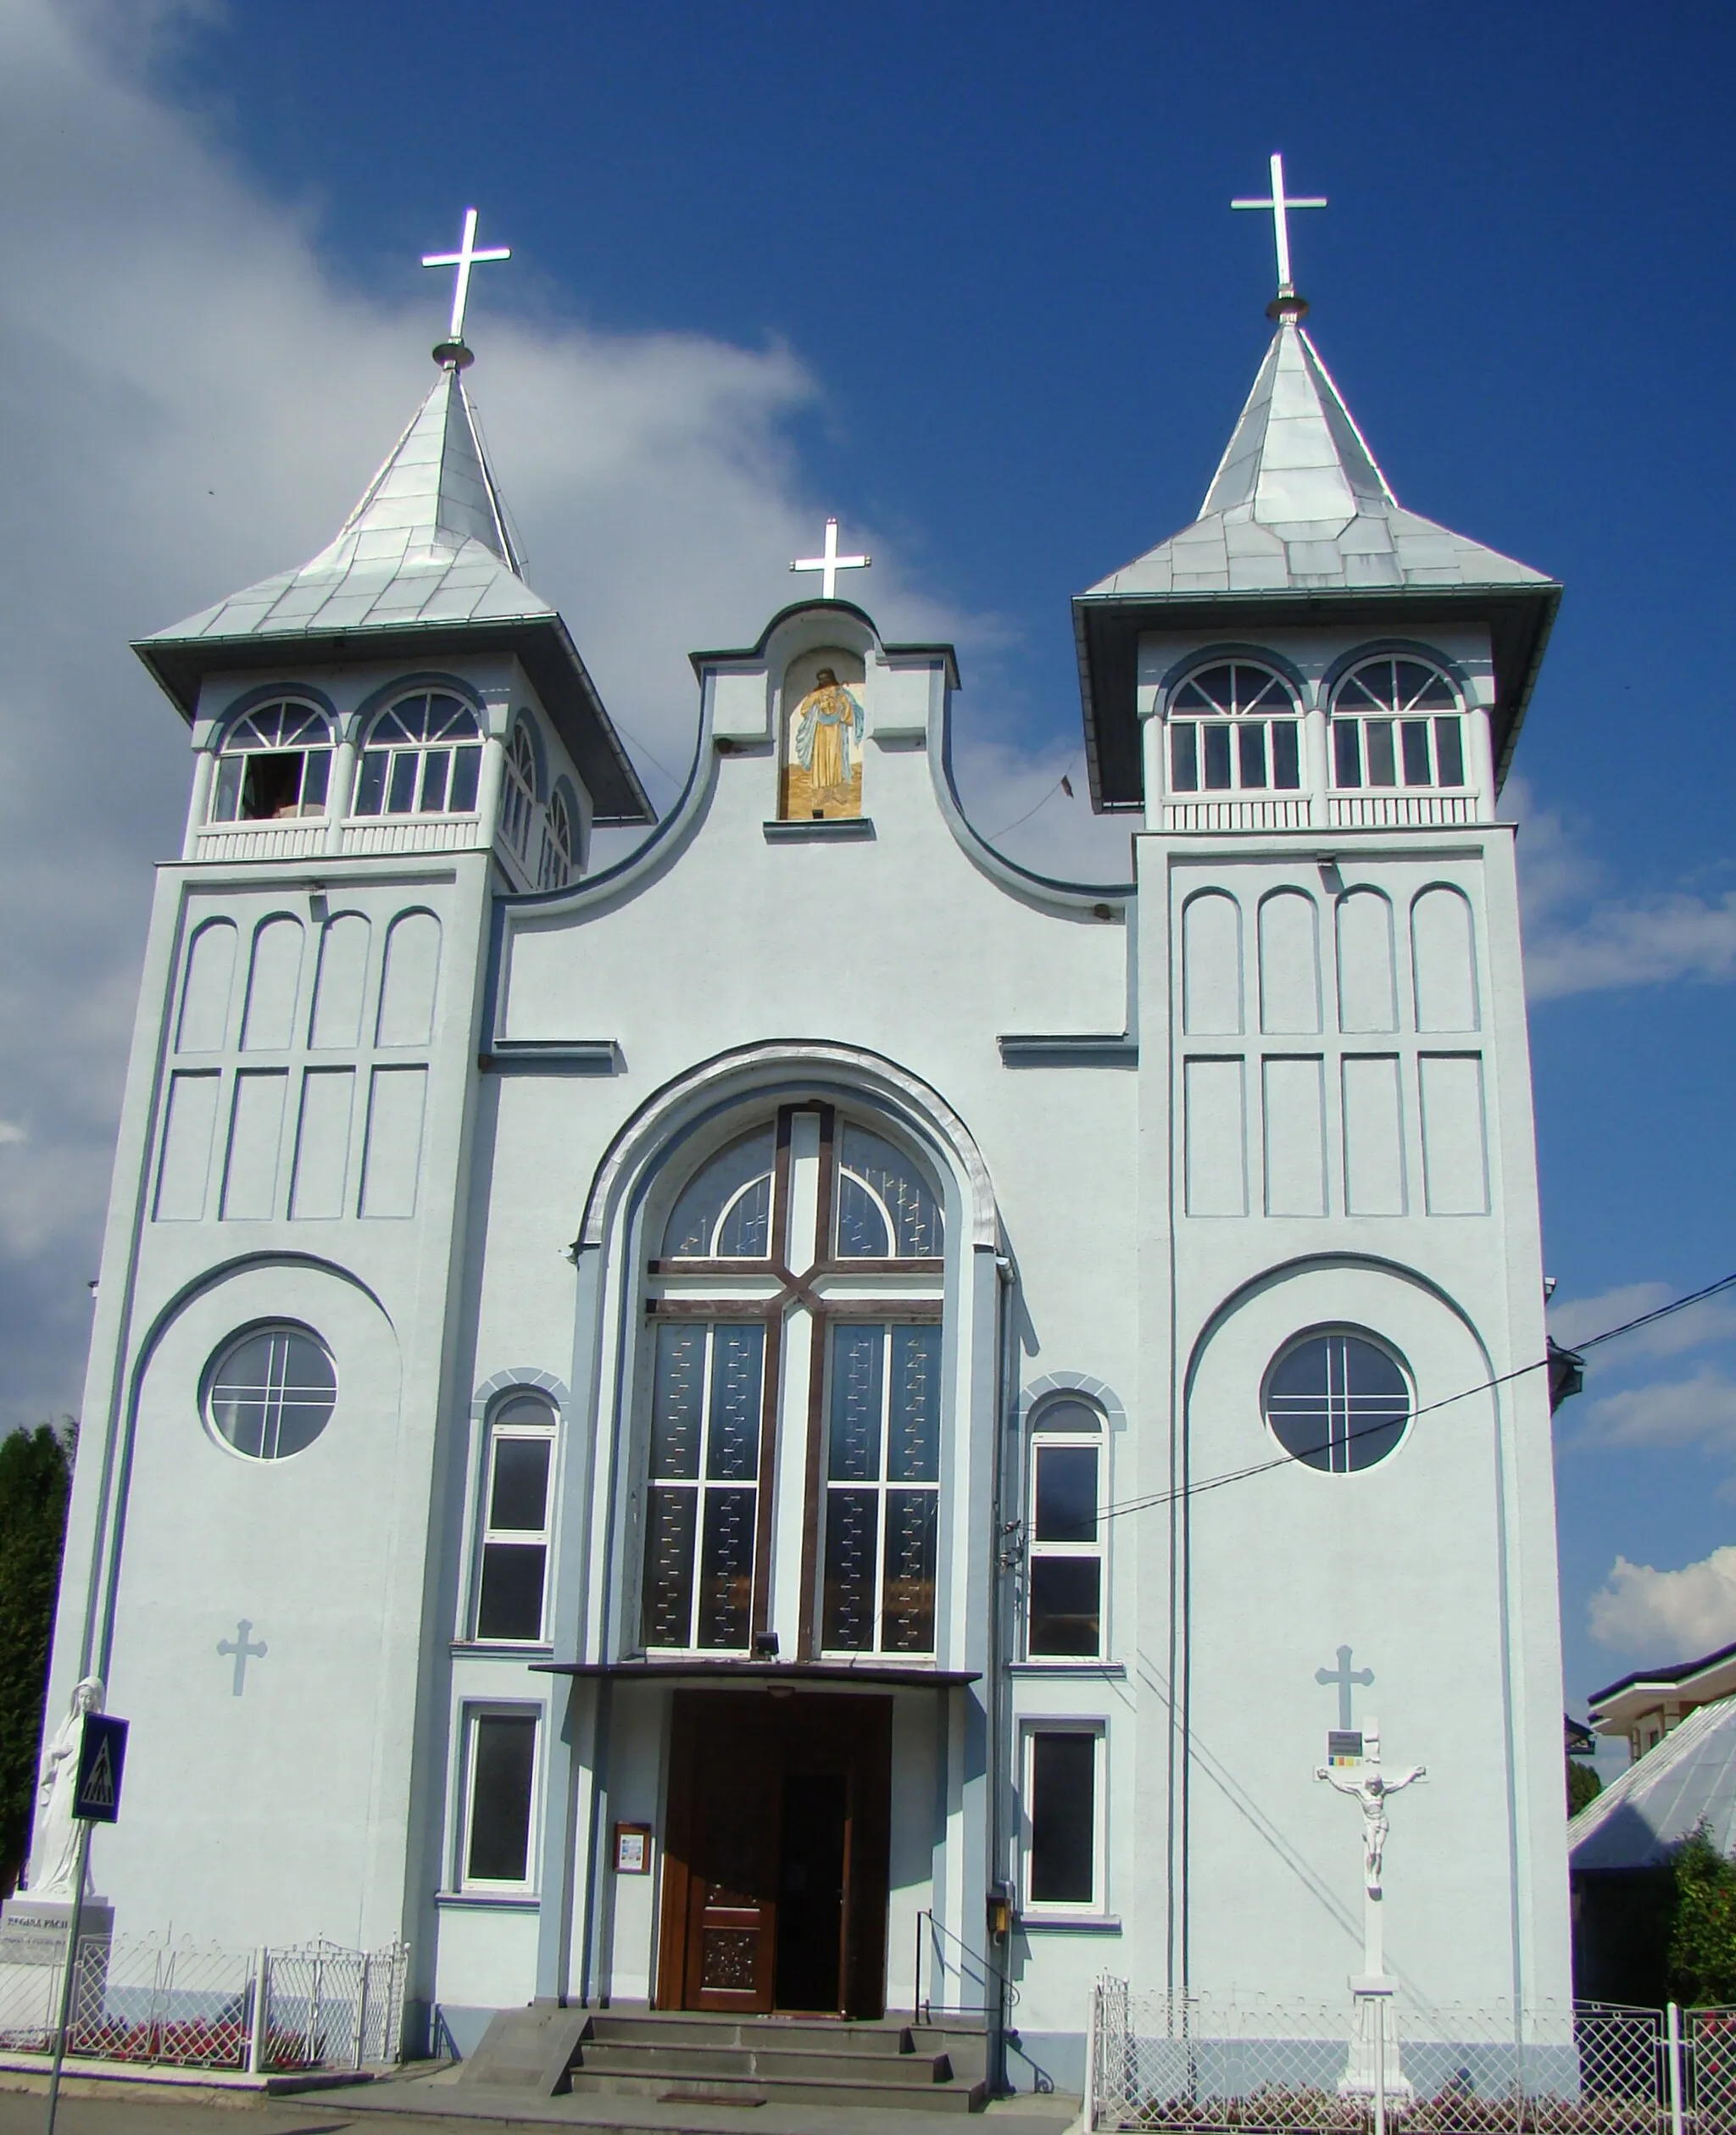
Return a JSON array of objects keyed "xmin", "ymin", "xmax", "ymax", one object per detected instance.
[
  {"xmin": 587, "ymin": 2014, "xmax": 915, "ymax": 2054},
  {"xmin": 578, "ymin": 2041, "xmax": 952, "ymax": 2085},
  {"xmin": 566, "ymin": 2069, "xmax": 985, "ymax": 2113}
]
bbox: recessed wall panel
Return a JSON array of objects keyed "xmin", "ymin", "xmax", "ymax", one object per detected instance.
[
  {"xmin": 376, "ymin": 911, "xmax": 442, "ymax": 1048},
  {"xmin": 289, "ymin": 1066, "xmax": 355, "ymax": 1220},
  {"xmin": 241, "ymin": 915, "xmax": 304, "ymax": 1052},
  {"xmin": 309, "ymin": 914, "xmax": 370, "ymax": 1049},
  {"xmin": 359, "ymin": 1065, "xmax": 428, "ymax": 1218},
  {"xmin": 1184, "ymin": 1056, "xmax": 1247, "ymax": 1216},
  {"xmin": 1411, "ymin": 887, "xmax": 1480, "ymax": 1032},
  {"xmin": 1258, "ymin": 890, "xmax": 1321, "ymax": 1034},
  {"xmin": 1419, "ymin": 1053, "xmax": 1490, "ymax": 1215},
  {"xmin": 153, "ymin": 1070, "xmax": 220, "ymax": 1220},
  {"xmin": 1262, "ymin": 1056, "xmax": 1327, "ymax": 1216},
  {"xmin": 175, "ymin": 920, "xmax": 236, "ymax": 1054},
  {"xmin": 1182, "ymin": 892, "xmax": 1243, "ymax": 1037},
  {"xmin": 1341, "ymin": 1054, "xmax": 1405, "ymax": 1215},
  {"xmin": 1335, "ymin": 889, "xmax": 1398, "ymax": 1034},
  {"xmin": 220, "ymin": 1069, "xmax": 288, "ymax": 1220}
]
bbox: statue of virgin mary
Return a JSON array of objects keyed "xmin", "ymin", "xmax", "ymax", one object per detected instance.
[{"xmin": 27, "ymin": 1677, "xmax": 104, "ymax": 1900}]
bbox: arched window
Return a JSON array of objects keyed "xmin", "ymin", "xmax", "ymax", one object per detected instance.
[
  {"xmin": 501, "ymin": 722, "xmax": 538, "ymax": 859},
  {"xmin": 1263, "ymin": 1330, "xmax": 1410, "ymax": 1473},
  {"xmin": 1027, "ymin": 1396, "xmax": 1105, "ymax": 1658},
  {"xmin": 1167, "ymin": 662, "xmax": 1301, "ymax": 795},
  {"xmin": 1330, "ymin": 659, "xmax": 1466, "ymax": 791},
  {"xmin": 205, "ymin": 1324, "xmax": 335, "ymax": 1459},
  {"xmin": 209, "ymin": 702, "xmax": 333, "ymax": 823},
  {"xmin": 538, "ymin": 791, "xmax": 574, "ymax": 890},
  {"xmin": 354, "ymin": 692, "xmax": 483, "ymax": 817},
  {"xmin": 472, "ymin": 1393, "xmax": 558, "ymax": 1643},
  {"xmin": 641, "ymin": 1108, "xmax": 947, "ymax": 1659}
]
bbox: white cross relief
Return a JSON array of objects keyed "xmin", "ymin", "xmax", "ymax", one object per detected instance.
[
  {"xmin": 217, "ymin": 1619, "xmax": 267, "ymax": 1698},
  {"xmin": 1232, "ymin": 152, "xmax": 1327, "ymax": 295},
  {"xmin": 422, "ymin": 208, "xmax": 512, "ymax": 346},
  {"xmin": 790, "ymin": 518, "xmax": 871, "ymax": 601}
]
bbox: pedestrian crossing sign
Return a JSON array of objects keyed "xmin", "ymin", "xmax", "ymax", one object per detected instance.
[{"xmin": 73, "ymin": 1715, "xmax": 128, "ymax": 1823}]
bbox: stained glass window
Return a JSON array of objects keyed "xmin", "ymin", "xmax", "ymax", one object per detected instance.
[
  {"xmin": 821, "ymin": 1321, "xmax": 941, "ymax": 1654},
  {"xmin": 643, "ymin": 1321, "xmax": 765, "ymax": 1649},
  {"xmin": 836, "ymin": 1126, "xmax": 944, "ymax": 1258},
  {"xmin": 662, "ymin": 1130, "xmax": 776, "ymax": 1259}
]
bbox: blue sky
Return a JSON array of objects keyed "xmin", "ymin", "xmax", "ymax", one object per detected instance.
[{"xmin": 3, "ymin": 1, "xmax": 1733, "ymax": 1736}]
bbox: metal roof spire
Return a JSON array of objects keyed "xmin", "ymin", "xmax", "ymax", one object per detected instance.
[
  {"xmin": 1232, "ymin": 153, "xmax": 1327, "ymax": 320},
  {"xmin": 421, "ymin": 207, "xmax": 511, "ymax": 370}
]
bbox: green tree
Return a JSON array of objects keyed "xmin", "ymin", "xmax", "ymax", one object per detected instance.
[
  {"xmin": 1671, "ymin": 1822, "xmax": 1736, "ymax": 2005},
  {"xmin": 1568, "ymin": 1757, "xmax": 1603, "ymax": 1816},
  {"xmin": 0, "ymin": 1423, "xmax": 73, "ymax": 1895}
]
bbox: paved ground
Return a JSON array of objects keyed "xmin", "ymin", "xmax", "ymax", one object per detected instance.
[{"xmin": 0, "ymin": 2071, "xmax": 1081, "ymax": 2135}]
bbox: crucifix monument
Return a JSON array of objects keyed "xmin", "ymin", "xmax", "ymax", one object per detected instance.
[
  {"xmin": 1316, "ymin": 1715, "xmax": 1426, "ymax": 2109},
  {"xmin": 790, "ymin": 517, "xmax": 871, "ymax": 601}
]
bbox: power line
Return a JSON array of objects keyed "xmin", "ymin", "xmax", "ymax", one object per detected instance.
[
  {"xmin": 982, "ymin": 753, "xmax": 1080, "ymax": 842},
  {"xmin": 1077, "ymin": 1269, "xmax": 1736, "ymax": 1531}
]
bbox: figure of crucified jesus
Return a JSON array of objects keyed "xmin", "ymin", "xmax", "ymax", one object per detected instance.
[{"xmin": 1315, "ymin": 1759, "xmax": 1427, "ymax": 1896}]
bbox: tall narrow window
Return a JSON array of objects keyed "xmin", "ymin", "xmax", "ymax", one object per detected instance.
[
  {"xmin": 501, "ymin": 723, "xmax": 538, "ymax": 859},
  {"xmin": 641, "ymin": 1107, "xmax": 946, "ymax": 1661},
  {"xmin": 462, "ymin": 1708, "xmax": 538, "ymax": 1887},
  {"xmin": 1027, "ymin": 1397, "xmax": 1104, "ymax": 1658},
  {"xmin": 1330, "ymin": 659, "xmax": 1466, "ymax": 791},
  {"xmin": 538, "ymin": 791, "xmax": 574, "ymax": 889},
  {"xmin": 473, "ymin": 1395, "xmax": 557, "ymax": 1643},
  {"xmin": 822, "ymin": 1322, "xmax": 942, "ymax": 1653},
  {"xmin": 1166, "ymin": 663, "xmax": 1301, "ymax": 795},
  {"xmin": 210, "ymin": 703, "xmax": 334, "ymax": 823},
  {"xmin": 1023, "ymin": 1726, "xmax": 1104, "ymax": 1912},
  {"xmin": 353, "ymin": 692, "xmax": 483, "ymax": 817}
]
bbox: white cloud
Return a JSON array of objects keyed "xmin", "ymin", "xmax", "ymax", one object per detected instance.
[
  {"xmin": 1589, "ymin": 1546, "xmax": 1736, "ymax": 1656},
  {"xmin": 1508, "ymin": 780, "xmax": 1736, "ymax": 1001},
  {"xmin": 0, "ymin": 1123, "xmax": 26, "ymax": 1148},
  {"xmin": 1550, "ymin": 1281, "xmax": 1736, "ymax": 1360},
  {"xmin": 0, "ymin": 1, "xmax": 1127, "ymax": 1428},
  {"xmin": 1576, "ymin": 1365, "xmax": 1736, "ymax": 1453}
]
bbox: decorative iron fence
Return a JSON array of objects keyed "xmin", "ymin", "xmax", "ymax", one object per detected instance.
[
  {"xmin": 0, "ymin": 1932, "xmax": 407, "ymax": 2074},
  {"xmin": 1084, "ymin": 1983, "xmax": 1725, "ymax": 2135}
]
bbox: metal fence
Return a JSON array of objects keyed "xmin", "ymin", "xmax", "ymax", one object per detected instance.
[
  {"xmin": 0, "ymin": 1932, "xmax": 407, "ymax": 2074},
  {"xmin": 1084, "ymin": 1983, "xmax": 1736, "ymax": 2135}
]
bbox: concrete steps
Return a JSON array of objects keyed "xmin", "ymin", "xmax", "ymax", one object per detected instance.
[{"xmin": 565, "ymin": 2011, "xmax": 988, "ymax": 2114}]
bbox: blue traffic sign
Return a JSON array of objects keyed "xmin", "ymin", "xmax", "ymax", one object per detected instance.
[{"xmin": 73, "ymin": 1715, "xmax": 127, "ymax": 1823}]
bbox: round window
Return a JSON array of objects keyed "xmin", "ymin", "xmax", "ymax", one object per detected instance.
[
  {"xmin": 206, "ymin": 1326, "xmax": 336, "ymax": 1460},
  {"xmin": 1262, "ymin": 1331, "xmax": 1410, "ymax": 1474}
]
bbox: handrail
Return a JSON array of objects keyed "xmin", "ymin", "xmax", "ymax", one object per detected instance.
[{"xmin": 914, "ymin": 1906, "xmax": 1020, "ymax": 2026}]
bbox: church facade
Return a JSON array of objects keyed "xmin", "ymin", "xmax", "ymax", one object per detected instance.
[{"xmin": 41, "ymin": 231, "xmax": 1572, "ymax": 2086}]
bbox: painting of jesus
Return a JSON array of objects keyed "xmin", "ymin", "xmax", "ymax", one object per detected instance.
[{"xmin": 781, "ymin": 667, "xmax": 865, "ymax": 820}]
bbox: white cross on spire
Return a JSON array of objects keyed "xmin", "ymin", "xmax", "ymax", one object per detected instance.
[
  {"xmin": 422, "ymin": 208, "xmax": 512, "ymax": 351},
  {"xmin": 1232, "ymin": 152, "xmax": 1327, "ymax": 297},
  {"xmin": 790, "ymin": 517, "xmax": 871, "ymax": 601}
]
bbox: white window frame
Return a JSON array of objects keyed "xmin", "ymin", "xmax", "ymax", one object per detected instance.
[
  {"xmin": 501, "ymin": 722, "xmax": 538, "ymax": 859},
  {"xmin": 209, "ymin": 701, "xmax": 335, "ymax": 824},
  {"xmin": 457, "ymin": 1702, "xmax": 542, "ymax": 1893},
  {"xmin": 538, "ymin": 790, "xmax": 573, "ymax": 889},
  {"xmin": 1166, "ymin": 662, "xmax": 1303, "ymax": 798},
  {"xmin": 470, "ymin": 1398, "xmax": 559, "ymax": 1645},
  {"xmin": 1025, "ymin": 1398, "xmax": 1107, "ymax": 1662},
  {"xmin": 353, "ymin": 692, "xmax": 484, "ymax": 819},
  {"xmin": 1019, "ymin": 1719, "xmax": 1109, "ymax": 1920},
  {"xmin": 1328, "ymin": 659, "xmax": 1468, "ymax": 792}
]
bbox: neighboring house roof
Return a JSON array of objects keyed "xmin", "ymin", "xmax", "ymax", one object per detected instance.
[
  {"xmin": 1569, "ymin": 1695, "xmax": 1736, "ymax": 1871},
  {"xmin": 1589, "ymin": 1640, "xmax": 1736, "ymax": 1738},
  {"xmin": 135, "ymin": 365, "xmax": 652, "ymax": 826},
  {"xmin": 1071, "ymin": 312, "xmax": 1561, "ymax": 812},
  {"xmin": 1566, "ymin": 1714, "xmax": 1598, "ymax": 1759}
]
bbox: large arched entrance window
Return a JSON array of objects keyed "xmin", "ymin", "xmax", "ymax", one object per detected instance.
[{"xmin": 640, "ymin": 1104, "xmax": 946, "ymax": 1660}]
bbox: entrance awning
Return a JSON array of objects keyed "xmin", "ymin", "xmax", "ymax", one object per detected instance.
[{"xmin": 532, "ymin": 1659, "xmax": 981, "ymax": 1691}]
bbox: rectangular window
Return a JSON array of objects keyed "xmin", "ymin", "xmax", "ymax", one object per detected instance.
[
  {"xmin": 1171, "ymin": 721, "xmax": 1302, "ymax": 797},
  {"xmin": 463, "ymin": 1709, "xmax": 538, "ymax": 1886},
  {"xmin": 1170, "ymin": 723, "xmax": 1199, "ymax": 792},
  {"xmin": 821, "ymin": 1320, "xmax": 941, "ymax": 1655},
  {"xmin": 643, "ymin": 1320, "xmax": 765, "ymax": 1651},
  {"xmin": 1433, "ymin": 716, "xmax": 1465, "ymax": 787},
  {"xmin": 1333, "ymin": 720, "xmax": 1362, "ymax": 787},
  {"xmin": 1271, "ymin": 723, "xmax": 1301, "ymax": 789},
  {"xmin": 474, "ymin": 1426, "xmax": 554, "ymax": 1643},
  {"xmin": 1027, "ymin": 1437, "xmax": 1103, "ymax": 1658},
  {"xmin": 1024, "ymin": 1726, "xmax": 1104, "ymax": 1911},
  {"xmin": 1202, "ymin": 725, "xmax": 1232, "ymax": 790}
]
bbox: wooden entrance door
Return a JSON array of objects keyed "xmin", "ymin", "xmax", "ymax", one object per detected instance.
[{"xmin": 658, "ymin": 1692, "xmax": 892, "ymax": 2016}]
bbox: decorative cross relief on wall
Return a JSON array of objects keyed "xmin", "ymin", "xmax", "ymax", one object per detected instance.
[{"xmin": 217, "ymin": 1619, "xmax": 267, "ymax": 1696}]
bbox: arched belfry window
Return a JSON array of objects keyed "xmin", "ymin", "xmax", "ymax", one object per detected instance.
[
  {"xmin": 354, "ymin": 691, "xmax": 483, "ymax": 818},
  {"xmin": 640, "ymin": 1106, "xmax": 947, "ymax": 1660},
  {"xmin": 502, "ymin": 722, "xmax": 538, "ymax": 860},
  {"xmin": 210, "ymin": 702, "xmax": 334, "ymax": 822},
  {"xmin": 538, "ymin": 791, "xmax": 574, "ymax": 890},
  {"xmin": 1167, "ymin": 662, "xmax": 1300, "ymax": 795},
  {"xmin": 1330, "ymin": 659, "xmax": 1466, "ymax": 791}
]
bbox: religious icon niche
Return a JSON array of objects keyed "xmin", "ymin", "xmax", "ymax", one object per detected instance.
[{"xmin": 779, "ymin": 648, "xmax": 866, "ymax": 821}]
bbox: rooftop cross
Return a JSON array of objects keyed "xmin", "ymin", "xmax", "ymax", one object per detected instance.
[
  {"xmin": 790, "ymin": 517, "xmax": 871, "ymax": 601},
  {"xmin": 1232, "ymin": 152, "xmax": 1327, "ymax": 305},
  {"xmin": 421, "ymin": 208, "xmax": 512, "ymax": 365}
]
